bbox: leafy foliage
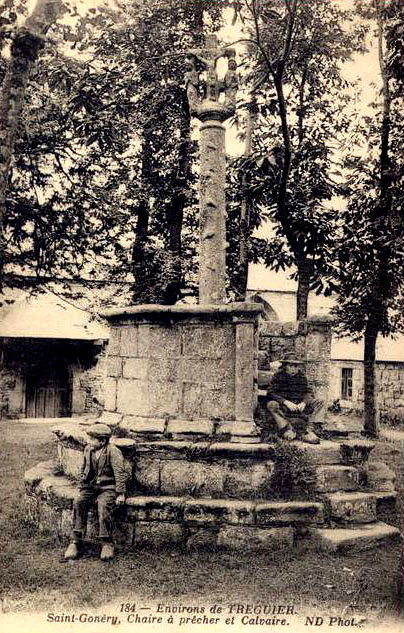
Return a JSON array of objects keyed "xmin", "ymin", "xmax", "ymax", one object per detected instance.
[
  {"xmin": 270, "ymin": 443, "xmax": 316, "ymax": 499},
  {"xmin": 226, "ymin": 0, "xmax": 366, "ymax": 314}
]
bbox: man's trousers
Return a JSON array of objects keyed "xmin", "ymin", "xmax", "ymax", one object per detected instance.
[{"xmin": 72, "ymin": 486, "xmax": 117, "ymax": 542}]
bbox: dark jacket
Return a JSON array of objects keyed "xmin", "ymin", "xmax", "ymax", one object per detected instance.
[
  {"xmin": 267, "ymin": 368, "xmax": 310, "ymax": 405},
  {"xmin": 80, "ymin": 443, "xmax": 128, "ymax": 495}
]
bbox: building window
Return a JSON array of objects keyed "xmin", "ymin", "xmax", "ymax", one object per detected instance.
[{"xmin": 341, "ymin": 367, "xmax": 353, "ymax": 400}]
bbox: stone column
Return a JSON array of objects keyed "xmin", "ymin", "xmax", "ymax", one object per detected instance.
[
  {"xmin": 199, "ymin": 113, "xmax": 227, "ymax": 304},
  {"xmin": 185, "ymin": 36, "xmax": 238, "ymax": 304}
]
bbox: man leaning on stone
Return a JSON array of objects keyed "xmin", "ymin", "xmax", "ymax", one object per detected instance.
[
  {"xmin": 265, "ymin": 354, "xmax": 323, "ymax": 444},
  {"xmin": 64, "ymin": 423, "xmax": 128, "ymax": 562}
]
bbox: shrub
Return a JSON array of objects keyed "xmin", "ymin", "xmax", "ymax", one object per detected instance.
[{"xmin": 270, "ymin": 443, "xmax": 316, "ymax": 499}]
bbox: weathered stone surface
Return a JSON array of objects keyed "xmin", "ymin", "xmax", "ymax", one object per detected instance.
[
  {"xmin": 201, "ymin": 385, "xmax": 235, "ymax": 420},
  {"xmin": 295, "ymin": 441, "xmax": 342, "ymax": 465},
  {"xmin": 309, "ymin": 522, "xmax": 400, "ymax": 553},
  {"xmin": 104, "ymin": 377, "xmax": 117, "ymax": 412},
  {"xmin": 182, "ymin": 325, "xmax": 234, "ymax": 359},
  {"xmin": 108, "ymin": 327, "xmax": 121, "ymax": 355},
  {"xmin": 98, "ymin": 411, "xmax": 123, "ymax": 427},
  {"xmin": 315, "ymin": 466, "xmax": 360, "ymax": 492},
  {"xmin": 149, "ymin": 382, "xmax": 182, "ymax": 418},
  {"xmin": 116, "ymin": 379, "xmax": 150, "ymax": 416},
  {"xmin": 184, "ymin": 499, "xmax": 255, "ymax": 525},
  {"xmin": 282, "ymin": 322, "xmax": 299, "ymax": 337},
  {"xmin": 107, "ymin": 356, "xmax": 122, "ymax": 378},
  {"xmin": 120, "ymin": 416, "xmax": 166, "ymax": 435},
  {"xmin": 167, "ymin": 418, "xmax": 214, "ymax": 438},
  {"xmin": 120, "ymin": 326, "xmax": 138, "ymax": 357},
  {"xmin": 126, "ymin": 496, "xmax": 183, "ymax": 522},
  {"xmin": 198, "ymin": 119, "xmax": 227, "ymax": 303},
  {"xmin": 178, "ymin": 358, "xmax": 233, "ymax": 384},
  {"xmin": 325, "ymin": 492, "xmax": 377, "ymax": 524},
  {"xmin": 217, "ymin": 526, "xmax": 294, "ymax": 550},
  {"xmin": 35, "ymin": 473, "xmax": 78, "ymax": 509},
  {"xmin": 258, "ymin": 350, "xmax": 269, "ymax": 370},
  {"xmin": 260, "ymin": 321, "xmax": 283, "ymax": 337},
  {"xmin": 160, "ymin": 460, "xmax": 225, "ymax": 497},
  {"xmin": 235, "ymin": 322, "xmax": 256, "ymax": 423},
  {"xmin": 147, "ymin": 358, "xmax": 178, "ymax": 382},
  {"xmin": 59, "ymin": 445, "xmax": 83, "ymax": 479},
  {"xmin": 208, "ymin": 442, "xmax": 273, "ymax": 458},
  {"xmin": 52, "ymin": 422, "xmax": 89, "ymax": 447},
  {"xmin": 223, "ymin": 461, "xmax": 273, "ymax": 498},
  {"xmin": 187, "ymin": 527, "xmax": 219, "ymax": 549},
  {"xmin": 24, "ymin": 460, "xmax": 57, "ymax": 490},
  {"xmin": 218, "ymin": 420, "xmax": 259, "ymax": 438},
  {"xmin": 373, "ymin": 491, "xmax": 397, "ymax": 525},
  {"xmin": 138, "ymin": 325, "xmax": 181, "ymax": 358},
  {"xmin": 255, "ymin": 501, "xmax": 324, "ymax": 526},
  {"xmin": 366, "ymin": 462, "xmax": 396, "ymax": 491},
  {"xmin": 133, "ymin": 521, "xmax": 185, "ymax": 547},
  {"xmin": 340, "ymin": 440, "xmax": 375, "ymax": 465},
  {"xmin": 135, "ymin": 457, "xmax": 161, "ymax": 492},
  {"xmin": 122, "ymin": 358, "xmax": 148, "ymax": 380}
]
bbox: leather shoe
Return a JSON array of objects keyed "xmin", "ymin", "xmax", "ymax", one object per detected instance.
[
  {"xmin": 64, "ymin": 542, "xmax": 80, "ymax": 560},
  {"xmin": 301, "ymin": 430, "xmax": 320, "ymax": 444},
  {"xmin": 100, "ymin": 543, "xmax": 114, "ymax": 561},
  {"xmin": 283, "ymin": 429, "xmax": 297, "ymax": 441}
]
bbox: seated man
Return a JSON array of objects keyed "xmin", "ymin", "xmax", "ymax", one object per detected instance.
[
  {"xmin": 64, "ymin": 423, "xmax": 128, "ymax": 562},
  {"xmin": 265, "ymin": 355, "xmax": 322, "ymax": 444}
]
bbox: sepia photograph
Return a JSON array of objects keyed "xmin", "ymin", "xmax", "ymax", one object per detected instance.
[{"xmin": 0, "ymin": 1, "xmax": 403, "ymax": 632}]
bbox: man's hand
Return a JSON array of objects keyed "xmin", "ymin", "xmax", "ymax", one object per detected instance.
[
  {"xmin": 116, "ymin": 494, "xmax": 126, "ymax": 505},
  {"xmin": 283, "ymin": 400, "xmax": 298, "ymax": 412},
  {"xmin": 297, "ymin": 402, "xmax": 306, "ymax": 413}
]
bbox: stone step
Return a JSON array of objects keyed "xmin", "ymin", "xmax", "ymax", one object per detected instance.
[
  {"xmin": 25, "ymin": 463, "xmax": 398, "ymax": 553},
  {"xmin": 325, "ymin": 492, "xmax": 376, "ymax": 523},
  {"xmin": 324, "ymin": 491, "xmax": 397, "ymax": 524},
  {"xmin": 315, "ymin": 465, "xmax": 362, "ymax": 492},
  {"xmin": 309, "ymin": 522, "xmax": 400, "ymax": 553}
]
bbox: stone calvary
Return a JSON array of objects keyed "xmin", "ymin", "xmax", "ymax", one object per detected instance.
[{"xmin": 25, "ymin": 35, "xmax": 399, "ymax": 556}]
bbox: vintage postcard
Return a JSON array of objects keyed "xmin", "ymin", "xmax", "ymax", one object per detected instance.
[{"xmin": 0, "ymin": 1, "xmax": 402, "ymax": 633}]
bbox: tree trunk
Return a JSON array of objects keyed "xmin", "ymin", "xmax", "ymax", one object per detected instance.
[
  {"xmin": 236, "ymin": 100, "xmax": 255, "ymax": 301},
  {"xmin": 296, "ymin": 257, "xmax": 312, "ymax": 320},
  {"xmin": 163, "ymin": 87, "xmax": 192, "ymax": 304},
  {"xmin": 363, "ymin": 319, "xmax": 379, "ymax": 437},
  {"xmin": 0, "ymin": 0, "xmax": 65, "ymax": 287}
]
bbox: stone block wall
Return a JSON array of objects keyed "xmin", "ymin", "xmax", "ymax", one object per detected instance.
[
  {"xmin": 330, "ymin": 360, "xmax": 404, "ymax": 420},
  {"xmin": 71, "ymin": 344, "xmax": 107, "ymax": 415},
  {"xmin": 258, "ymin": 317, "xmax": 333, "ymax": 403},
  {"xmin": 103, "ymin": 304, "xmax": 262, "ymax": 432}
]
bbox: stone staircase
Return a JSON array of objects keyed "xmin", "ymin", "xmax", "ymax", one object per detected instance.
[{"xmin": 24, "ymin": 419, "xmax": 400, "ymax": 553}]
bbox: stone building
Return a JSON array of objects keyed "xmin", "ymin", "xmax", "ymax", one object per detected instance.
[
  {"xmin": 0, "ymin": 290, "xmax": 108, "ymax": 419},
  {"xmin": 330, "ymin": 336, "xmax": 404, "ymax": 421}
]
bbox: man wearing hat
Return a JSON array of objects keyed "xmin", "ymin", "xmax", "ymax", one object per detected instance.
[
  {"xmin": 64, "ymin": 423, "xmax": 128, "ymax": 562},
  {"xmin": 265, "ymin": 354, "xmax": 322, "ymax": 444}
]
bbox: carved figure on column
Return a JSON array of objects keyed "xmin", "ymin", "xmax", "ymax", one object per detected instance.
[
  {"xmin": 224, "ymin": 49, "xmax": 238, "ymax": 108},
  {"xmin": 184, "ymin": 55, "xmax": 200, "ymax": 114}
]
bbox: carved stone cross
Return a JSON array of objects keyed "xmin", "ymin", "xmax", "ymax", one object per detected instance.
[{"xmin": 185, "ymin": 34, "xmax": 238, "ymax": 115}]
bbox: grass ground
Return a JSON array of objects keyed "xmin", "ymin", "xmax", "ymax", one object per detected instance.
[{"xmin": 0, "ymin": 420, "xmax": 403, "ymax": 621}]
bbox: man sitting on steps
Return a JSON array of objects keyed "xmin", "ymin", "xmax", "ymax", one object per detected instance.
[{"xmin": 265, "ymin": 354, "xmax": 322, "ymax": 444}]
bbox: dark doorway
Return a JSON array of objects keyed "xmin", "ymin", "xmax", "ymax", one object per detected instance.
[{"xmin": 26, "ymin": 358, "xmax": 72, "ymax": 418}]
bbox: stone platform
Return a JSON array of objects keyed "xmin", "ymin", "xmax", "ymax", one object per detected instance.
[{"xmin": 24, "ymin": 421, "xmax": 400, "ymax": 552}]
